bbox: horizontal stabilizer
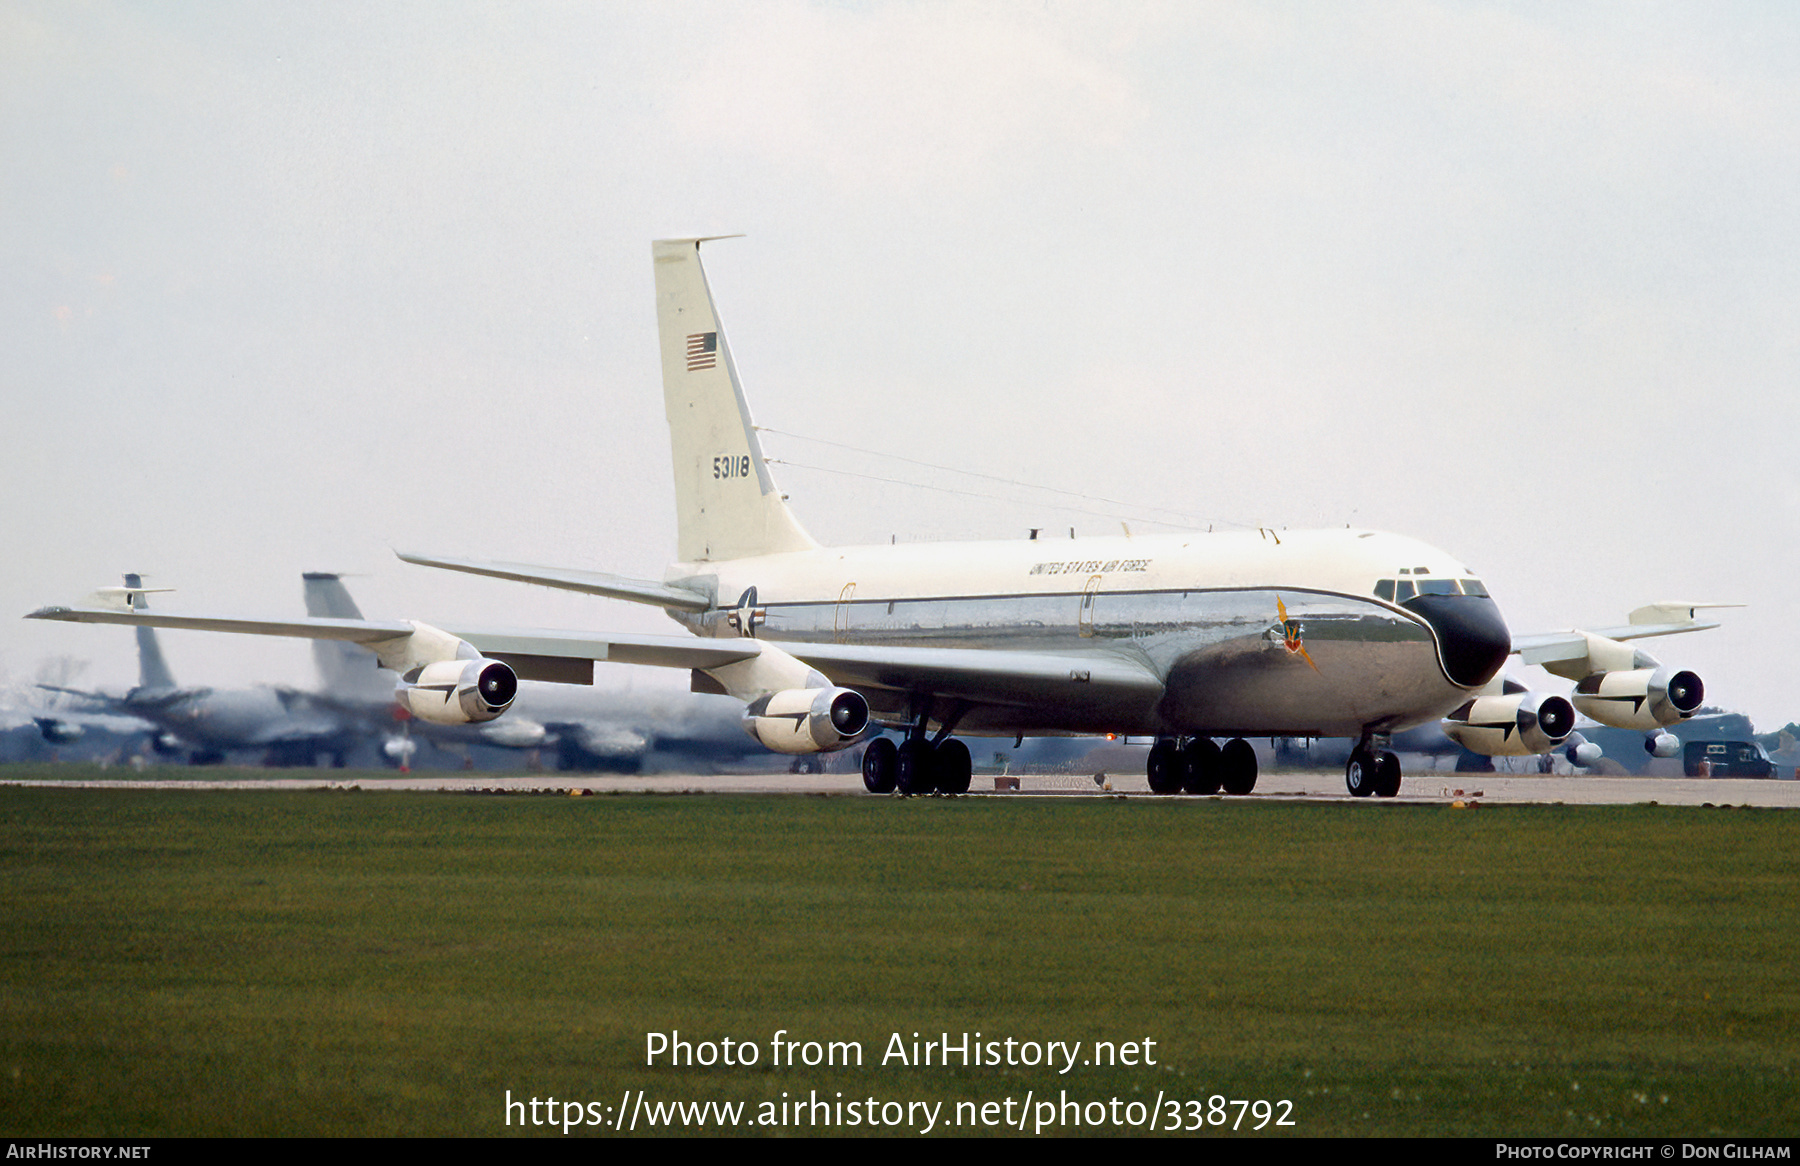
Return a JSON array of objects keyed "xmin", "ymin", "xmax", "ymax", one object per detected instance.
[
  {"xmin": 397, "ymin": 552, "xmax": 710, "ymax": 612},
  {"xmin": 84, "ymin": 585, "xmax": 175, "ymax": 611}
]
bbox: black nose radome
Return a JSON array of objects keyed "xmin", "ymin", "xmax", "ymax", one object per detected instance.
[{"xmin": 1402, "ymin": 594, "xmax": 1512, "ymax": 688}]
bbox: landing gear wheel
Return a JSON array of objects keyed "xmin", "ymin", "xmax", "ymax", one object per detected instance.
[
  {"xmin": 1220, "ymin": 737, "xmax": 1258, "ymax": 795},
  {"xmin": 896, "ymin": 739, "xmax": 937, "ymax": 795},
  {"xmin": 861, "ymin": 738, "xmax": 898, "ymax": 794},
  {"xmin": 1182, "ymin": 738, "xmax": 1222, "ymax": 794},
  {"xmin": 1147, "ymin": 739, "xmax": 1183, "ymax": 794},
  {"xmin": 935, "ymin": 739, "xmax": 972, "ymax": 794},
  {"xmin": 1373, "ymin": 751, "xmax": 1402, "ymax": 798},
  {"xmin": 1346, "ymin": 747, "xmax": 1375, "ymax": 798}
]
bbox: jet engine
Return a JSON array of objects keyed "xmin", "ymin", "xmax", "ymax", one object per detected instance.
[
  {"xmin": 1442, "ymin": 691, "xmax": 1576, "ymax": 757},
  {"xmin": 32, "ymin": 717, "xmax": 83, "ymax": 746},
  {"xmin": 1564, "ymin": 734, "xmax": 1603, "ymax": 768},
  {"xmin": 1570, "ymin": 667, "xmax": 1703, "ymax": 731},
  {"xmin": 1645, "ymin": 730, "xmax": 1681, "ymax": 759},
  {"xmin": 395, "ymin": 658, "xmax": 518, "ymax": 726},
  {"xmin": 742, "ymin": 687, "xmax": 870, "ymax": 754}
]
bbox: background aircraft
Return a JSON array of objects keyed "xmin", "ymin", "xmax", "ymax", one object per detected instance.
[
  {"xmin": 34, "ymin": 572, "xmax": 768, "ymax": 772},
  {"xmin": 41, "ymin": 575, "xmax": 373, "ymax": 766}
]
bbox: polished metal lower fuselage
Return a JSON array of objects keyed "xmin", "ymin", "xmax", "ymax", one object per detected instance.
[{"xmin": 668, "ymin": 529, "xmax": 1510, "ymax": 739}]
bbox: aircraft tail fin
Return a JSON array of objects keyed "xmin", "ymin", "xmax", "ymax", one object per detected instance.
[
  {"xmin": 302, "ymin": 573, "xmax": 394, "ymax": 699},
  {"xmin": 123, "ymin": 573, "xmax": 176, "ymax": 691},
  {"xmin": 653, "ymin": 237, "xmax": 817, "ymax": 563}
]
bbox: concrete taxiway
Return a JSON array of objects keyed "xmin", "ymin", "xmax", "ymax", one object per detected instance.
[{"xmin": 3, "ymin": 770, "xmax": 1797, "ymax": 806}]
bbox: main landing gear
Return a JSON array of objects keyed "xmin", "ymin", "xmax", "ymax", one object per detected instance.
[
  {"xmin": 1345, "ymin": 735, "xmax": 1402, "ymax": 798},
  {"xmin": 1146, "ymin": 736, "xmax": 1258, "ymax": 795},
  {"xmin": 861, "ymin": 699, "xmax": 973, "ymax": 795},
  {"xmin": 861, "ymin": 736, "xmax": 973, "ymax": 795}
]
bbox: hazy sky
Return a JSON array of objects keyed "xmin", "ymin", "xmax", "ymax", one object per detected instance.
[{"xmin": 4, "ymin": 2, "xmax": 1796, "ymax": 730}]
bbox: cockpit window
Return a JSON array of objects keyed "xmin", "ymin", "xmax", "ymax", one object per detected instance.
[{"xmin": 1376, "ymin": 577, "xmax": 1491, "ymax": 601}]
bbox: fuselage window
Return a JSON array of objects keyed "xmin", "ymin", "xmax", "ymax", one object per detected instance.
[
  {"xmin": 1417, "ymin": 579, "xmax": 1460, "ymax": 597},
  {"xmin": 1394, "ymin": 579, "xmax": 1417, "ymax": 601},
  {"xmin": 1374, "ymin": 579, "xmax": 1396, "ymax": 602},
  {"xmin": 1461, "ymin": 579, "xmax": 1489, "ymax": 598}
]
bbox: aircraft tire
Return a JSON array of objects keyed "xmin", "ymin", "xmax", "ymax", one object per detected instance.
[
  {"xmin": 1345, "ymin": 748, "xmax": 1375, "ymax": 798},
  {"xmin": 1373, "ymin": 751, "xmax": 1402, "ymax": 798},
  {"xmin": 1182, "ymin": 738, "xmax": 1222, "ymax": 794},
  {"xmin": 935, "ymin": 739, "xmax": 972, "ymax": 794},
  {"xmin": 1220, "ymin": 737, "xmax": 1258, "ymax": 795},
  {"xmin": 896, "ymin": 739, "xmax": 937, "ymax": 795},
  {"xmin": 861, "ymin": 738, "xmax": 898, "ymax": 794},
  {"xmin": 1147, "ymin": 739, "xmax": 1182, "ymax": 793}
]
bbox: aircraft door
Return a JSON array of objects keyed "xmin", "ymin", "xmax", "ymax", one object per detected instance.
[
  {"xmin": 835, "ymin": 582, "xmax": 856, "ymax": 643},
  {"xmin": 1079, "ymin": 575, "xmax": 1103, "ymax": 638}
]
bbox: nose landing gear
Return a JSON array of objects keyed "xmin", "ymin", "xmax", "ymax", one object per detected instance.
[{"xmin": 1346, "ymin": 735, "xmax": 1402, "ymax": 798}]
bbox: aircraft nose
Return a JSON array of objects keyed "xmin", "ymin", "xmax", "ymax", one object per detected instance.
[{"xmin": 1402, "ymin": 594, "xmax": 1511, "ymax": 688}]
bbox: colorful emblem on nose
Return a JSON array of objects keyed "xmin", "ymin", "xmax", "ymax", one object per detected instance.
[{"xmin": 1277, "ymin": 596, "xmax": 1319, "ymax": 673}]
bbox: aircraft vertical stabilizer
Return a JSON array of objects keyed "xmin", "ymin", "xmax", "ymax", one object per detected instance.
[
  {"xmin": 123, "ymin": 573, "xmax": 176, "ymax": 692},
  {"xmin": 302, "ymin": 573, "xmax": 394, "ymax": 700},
  {"xmin": 653, "ymin": 237, "xmax": 817, "ymax": 563}
]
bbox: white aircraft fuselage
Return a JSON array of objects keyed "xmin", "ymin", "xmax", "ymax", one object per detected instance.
[{"xmin": 665, "ymin": 526, "xmax": 1511, "ymax": 738}]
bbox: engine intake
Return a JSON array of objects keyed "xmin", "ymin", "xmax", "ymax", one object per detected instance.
[
  {"xmin": 1442, "ymin": 691, "xmax": 1576, "ymax": 757},
  {"xmin": 395, "ymin": 658, "xmax": 518, "ymax": 725},
  {"xmin": 743, "ymin": 687, "xmax": 870, "ymax": 754},
  {"xmin": 1571, "ymin": 667, "xmax": 1703, "ymax": 731}
]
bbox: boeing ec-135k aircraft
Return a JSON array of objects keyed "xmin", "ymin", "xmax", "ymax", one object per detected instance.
[{"xmin": 30, "ymin": 238, "xmax": 1732, "ymax": 796}]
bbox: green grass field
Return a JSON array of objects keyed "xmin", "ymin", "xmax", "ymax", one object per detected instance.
[{"xmin": 0, "ymin": 775, "xmax": 1794, "ymax": 1137}]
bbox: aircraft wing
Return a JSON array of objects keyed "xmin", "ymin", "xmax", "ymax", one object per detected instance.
[
  {"xmin": 1512, "ymin": 602, "xmax": 1741, "ymax": 667},
  {"xmin": 34, "ymin": 683, "xmax": 135, "ymax": 713},
  {"xmin": 25, "ymin": 605, "xmax": 760, "ymax": 684},
  {"xmin": 28, "ymin": 603, "xmax": 1163, "ymax": 724},
  {"xmin": 27, "ymin": 606, "xmax": 417, "ymax": 644}
]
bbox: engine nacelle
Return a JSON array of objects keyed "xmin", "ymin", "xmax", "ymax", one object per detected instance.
[
  {"xmin": 1645, "ymin": 730, "xmax": 1681, "ymax": 759},
  {"xmin": 1442, "ymin": 692, "xmax": 1576, "ymax": 757},
  {"xmin": 33, "ymin": 717, "xmax": 83, "ymax": 746},
  {"xmin": 1571, "ymin": 667, "xmax": 1703, "ymax": 731},
  {"xmin": 395, "ymin": 658, "xmax": 518, "ymax": 726},
  {"xmin": 477, "ymin": 718, "xmax": 548, "ymax": 749},
  {"xmin": 743, "ymin": 687, "xmax": 870, "ymax": 754},
  {"xmin": 1564, "ymin": 735, "xmax": 1603, "ymax": 769}
]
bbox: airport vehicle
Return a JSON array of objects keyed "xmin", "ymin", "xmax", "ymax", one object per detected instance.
[
  {"xmin": 1683, "ymin": 740, "xmax": 1776, "ymax": 779},
  {"xmin": 28, "ymin": 239, "xmax": 1730, "ymax": 796}
]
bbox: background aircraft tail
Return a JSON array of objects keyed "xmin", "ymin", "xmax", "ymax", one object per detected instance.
[
  {"xmin": 302, "ymin": 573, "xmax": 395, "ymax": 700},
  {"xmin": 653, "ymin": 237, "xmax": 817, "ymax": 563},
  {"xmin": 123, "ymin": 573, "xmax": 176, "ymax": 691}
]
